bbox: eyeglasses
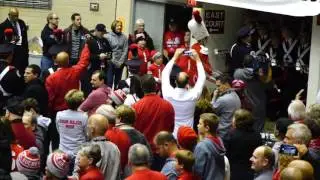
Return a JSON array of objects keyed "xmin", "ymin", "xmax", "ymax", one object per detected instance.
[{"xmin": 52, "ymin": 17, "xmax": 59, "ymax": 20}]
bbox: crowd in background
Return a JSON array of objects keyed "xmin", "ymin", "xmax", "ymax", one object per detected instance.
[{"xmin": 0, "ymin": 6, "xmax": 318, "ymax": 180}]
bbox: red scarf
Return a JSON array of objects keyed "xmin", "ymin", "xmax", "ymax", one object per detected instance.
[{"xmin": 206, "ymin": 135, "xmax": 223, "ymax": 147}]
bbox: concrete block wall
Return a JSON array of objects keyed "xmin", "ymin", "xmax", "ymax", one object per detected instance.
[{"xmin": 0, "ymin": 0, "xmax": 132, "ymax": 39}]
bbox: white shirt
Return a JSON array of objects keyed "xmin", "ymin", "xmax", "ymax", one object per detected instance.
[
  {"xmin": 124, "ymin": 94, "xmax": 140, "ymax": 107},
  {"xmin": 162, "ymin": 60, "xmax": 206, "ymax": 138}
]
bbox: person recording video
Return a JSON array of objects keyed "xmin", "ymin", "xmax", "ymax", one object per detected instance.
[{"xmin": 234, "ymin": 54, "xmax": 272, "ymax": 132}]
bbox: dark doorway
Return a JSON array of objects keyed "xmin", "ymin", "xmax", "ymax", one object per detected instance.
[{"xmin": 164, "ymin": 4, "xmax": 192, "ymax": 32}]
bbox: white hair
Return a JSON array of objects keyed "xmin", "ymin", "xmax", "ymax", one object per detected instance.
[
  {"xmin": 135, "ymin": 18, "xmax": 144, "ymax": 25},
  {"xmin": 128, "ymin": 143, "xmax": 150, "ymax": 166},
  {"xmin": 96, "ymin": 104, "xmax": 116, "ymax": 123},
  {"xmin": 287, "ymin": 123, "xmax": 312, "ymax": 145},
  {"xmin": 287, "ymin": 100, "xmax": 306, "ymax": 121}
]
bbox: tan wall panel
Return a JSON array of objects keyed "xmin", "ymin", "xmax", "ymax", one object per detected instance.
[{"xmin": 0, "ymin": 0, "xmax": 132, "ymax": 39}]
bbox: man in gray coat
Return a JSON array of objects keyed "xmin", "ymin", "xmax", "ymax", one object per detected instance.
[{"xmin": 73, "ymin": 114, "xmax": 121, "ymax": 180}]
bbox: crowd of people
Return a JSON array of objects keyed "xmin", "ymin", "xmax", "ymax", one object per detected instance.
[{"xmin": 0, "ymin": 6, "xmax": 318, "ymax": 180}]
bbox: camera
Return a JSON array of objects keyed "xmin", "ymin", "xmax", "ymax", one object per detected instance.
[
  {"xmin": 279, "ymin": 144, "xmax": 298, "ymax": 156},
  {"xmin": 183, "ymin": 50, "xmax": 193, "ymax": 56},
  {"xmin": 247, "ymin": 52, "xmax": 270, "ymax": 75}
]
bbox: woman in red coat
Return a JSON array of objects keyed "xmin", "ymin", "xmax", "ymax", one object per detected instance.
[{"xmin": 78, "ymin": 144, "xmax": 104, "ymax": 180}]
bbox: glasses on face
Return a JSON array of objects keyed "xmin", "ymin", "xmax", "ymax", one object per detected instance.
[{"xmin": 52, "ymin": 17, "xmax": 59, "ymax": 20}]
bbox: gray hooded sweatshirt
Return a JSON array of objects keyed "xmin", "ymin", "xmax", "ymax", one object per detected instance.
[
  {"xmin": 234, "ymin": 68, "xmax": 267, "ymax": 131},
  {"xmin": 194, "ymin": 137, "xmax": 226, "ymax": 180}
]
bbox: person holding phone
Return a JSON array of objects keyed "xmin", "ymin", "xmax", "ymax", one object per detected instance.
[{"xmin": 249, "ymin": 146, "xmax": 274, "ymax": 180}]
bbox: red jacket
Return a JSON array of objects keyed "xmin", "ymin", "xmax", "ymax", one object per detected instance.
[
  {"xmin": 128, "ymin": 47, "xmax": 151, "ymax": 75},
  {"xmin": 176, "ymin": 43, "xmax": 213, "ymax": 86},
  {"xmin": 105, "ymin": 126, "xmax": 131, "ymax": 170},
  {"xmin": 11, "ymin": 120, "xmax": 36, "ymax": 149},
  {"xmin": 126, "ymin": 169, "xmax": 167, "ymax": 180},
  {"xmin": 163, "ymin": 31, "xmax": 184, "ymax": 57},
  {"xmin": 45, "ymin": 44, "xmax": 90, "ymax": 113},
  {"xmin": 79, "ymin": 166, "xmax": 104, "ymax": 180},
  {"xmin": 132, "ymin": 94, "xmax": 174, "ymax": 153},
  {"xmin": 148, "ymin": 63, "xmax": 165, "ymax": 79}
]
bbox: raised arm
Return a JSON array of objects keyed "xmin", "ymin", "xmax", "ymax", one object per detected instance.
[
  {"xmin": 161, "ymin": 48, "xmax": 184, "ymax": 98},
  {"xmin": 190, "ymin": 49, "xmax": 206, "ymax": 99}
]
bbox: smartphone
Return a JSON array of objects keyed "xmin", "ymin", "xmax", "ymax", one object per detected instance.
[
  {"xmin": 183, "ymin": 50, "xmax": 192, "ymax": 56},
  {"xmin": 279, "ymin": 144, "xmax": 298, "ymax": 156},
  {"xmin": 278, "ymin": 144, "xmax": 298, "ymax": 170}
]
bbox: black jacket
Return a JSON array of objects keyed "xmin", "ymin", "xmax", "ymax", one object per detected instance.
[
  {"xmin": 0, "ymin": 18, "xmax": 28, "ymax": 49},
  {"xmin": 87, "ymin": 35, "xmax": 112, "ymax": 71},
  {"xmin": 230, "ymin": 42, "xmax": 253, "ymax": 74},
  {"xmin": 225, "ymin": 129, "xmax": 262, "ymax": 180},
  {"xmin": 22, "ymin": 79, "xmax": 48, "ymax": 115},
  {"xmin": 0, "ymin": 61, "xmax": 24, "ymax": 109},
  {"xmin": 41, "ymin": 24, "xmax": 58, "ymax": 57}
]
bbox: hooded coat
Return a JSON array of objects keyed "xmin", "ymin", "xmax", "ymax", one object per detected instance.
[{"xmin": 194, "ymin": 137, "xmax": 226, "ymax": 180}]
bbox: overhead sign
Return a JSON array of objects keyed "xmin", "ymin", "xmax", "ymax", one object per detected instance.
[{"xmin": 204, "ymin": 10, "xmax": 225, "ymax": 34}]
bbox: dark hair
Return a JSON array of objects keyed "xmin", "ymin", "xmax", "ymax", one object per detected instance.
[
  {"xmin": 92, "ymin": 70, "xmax": 106, "ymax": 81},
  {"xmin": 27, "ymin": 64, "xmax": 41, "ymax": 77},
  {"xmin": 71, "ymin": 13, "xmax": 80, "ymax": 21},
  {"xmin": 22, "ymin": 98, "xmax": 40, "ymax": 114},
  {"xmin": 216, "ymin": 74, "xmax": 231, "ymax": 85},
  {"xmin": 200, "ymin": 113, "xmax": 219, "ymax": 135},
  {"xmin": 141, "ymin": 74, "xmax": 156, "ymax": 94},
  {"xmin": 154, "ymin": 131, "xmax": 177, "ymax": 145},
  {"xmin": 243, "ymin": 54, "xmax": 254, "ymax": 68},
  {"xmin": 275, "ymin": 117, "xmax": 293, "ymax": 138},
  {"xmin": 233, "ymin": 109, "xmax": 254, "ymax": 131},
  {"xmin": 130, "ymin": 75, "xmax": 144, "ymax": 98},
  {"xmin": 176, "ymin": 73, "xmax": 189, "ymax": 88}
]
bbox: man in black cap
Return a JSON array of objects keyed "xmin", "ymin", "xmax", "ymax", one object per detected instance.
[
  {"xmin": 229, "ymin": 26, "xmax": 255, "ymax": 76},
  {"xmin": 41, "ymin": 43, "xmax": 69, "ymax": 81},
  {"xmin": 84, "ymin": 24, "xmax": 112, "ymax": 95},
  {"xmin": 0, "ymin": 43, "xmax": 24, "ymax": 112}
]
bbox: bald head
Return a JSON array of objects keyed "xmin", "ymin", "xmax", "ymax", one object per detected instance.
[
  {"xmin": 55, "ymin": 52, "xmax": 69, "ymax": 67},
  {"xmin": 8, "ymin": 8, "xmax": 19, "ymax": 22},
  {"xmin": 288, "ymin": 160, "xmax": 314, "ymax": 180},
  {"xmin": 280, "ymin": 167, "xmax": 303, "ymax": 180},
  {"xmin": 88, "ymin": 114, "xmax": 109, "ymax": 138},
  {"xmin": 176, "ymin": 72, "xmax": 189, "ymax": 88}
]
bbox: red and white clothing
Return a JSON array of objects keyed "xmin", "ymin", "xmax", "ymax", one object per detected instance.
[
  {"xmin": 79, "ymin": 166, "xmax": 104, "ymax": 180},
  {"xmin": 176, "ymin": 43, "xmax": 212, "ymax": 86},
  {"xmin": 163, "ymin": 31, "xmax": 184, "ymax": 57},
  {"xmin": 148, "ymin": 63, "xmax": 165, "ymax": 82},
  {"xmin": 128, "ymin": 47, "xmax": 151, "ymax": 75}
]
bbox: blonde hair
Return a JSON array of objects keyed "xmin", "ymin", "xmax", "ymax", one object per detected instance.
[
  {"xmin": 64, "ymin": 89, "xmax": 84, "ymax": 110},
  {"xmin": 116, "ymin": 105, "xmax": 135, "ymax": 125},
  {"xmin": 288, "ymin": 100, "xmax": 306, "ymax": 121}
]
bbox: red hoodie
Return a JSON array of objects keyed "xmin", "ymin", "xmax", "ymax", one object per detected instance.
[
  {"xmin": 79, "ymin": 166, "xmax": 104, "ymax": 180},
  {"xmin": 128, "ymin": 47, "xmax": 151, "ymax": 75}
]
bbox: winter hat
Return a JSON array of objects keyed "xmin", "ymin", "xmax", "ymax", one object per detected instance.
[
  {"xmin": 16, "ymin": 147, "xmax": 40, "ymax": 175},
  {"xmin": 46, "ymin": 152, "xmax": 71, "ymax": 178},
  {"xmin": 232, "ymin": 79, "xmax": 246, "ymax": 89},
  {"xmin": 150, "ymin": 50, "xmax": 162, "ymax": 60},
  {"xmin": 237, "ymin": 26, "xmax": 255, "ymax": 39},
  {"xmin": 135, "ymin": 33, "xmax": 145, "ymax": 42},
  {"xmin": 177, "ymin": 126, "xmax": 198, "ymax": 150},
  {"xmin": 109, "ymin": 89, "xmax": 127, "ymax": 106},
  {"xmin": 188, "ymin": 10, "xmax": 209, "ymax": 41}
]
